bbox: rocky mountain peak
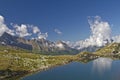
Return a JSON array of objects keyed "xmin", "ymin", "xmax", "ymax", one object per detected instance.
[
  {"xmin": 0, "ymin": 32, "xmax": 32, "ymax": 50},
  {"xmin": 0, "ymin": 32, "xmax": 78, "ymax": 54}
]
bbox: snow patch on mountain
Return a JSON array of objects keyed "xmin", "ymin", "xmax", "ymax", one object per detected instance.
[{"xmin": 56, "ymin": 42, "xmax": 64, "ymax": 49}]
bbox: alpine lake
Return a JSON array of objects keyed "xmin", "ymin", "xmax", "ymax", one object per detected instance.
[{"xmin": 22, "ymin": 57, "xmax": 120, "ymax": 80}]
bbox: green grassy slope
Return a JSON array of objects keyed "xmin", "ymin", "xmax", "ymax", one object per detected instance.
[
  {"xmin": 0, "ymin": 46, "xmax": 77, "ymax": 80},
  {"xmin": 94, "ymin": 43, "xmax": 120, "ymax": 56}
]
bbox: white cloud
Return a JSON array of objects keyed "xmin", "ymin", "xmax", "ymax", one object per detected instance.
[
  {"xmin": 32, "ymin": 26, "xmax": 40, "ymax": 34},
  {"xmin": 54, "ymin": 29, "xmax": 62, "ymax": 35},
  {"xmin": 13, "ymin": 24, "xmax": 31, "ymax": 37},
  {"xmin": 38, "ymin": 32, "xmax": 48, "ymax": 39},
  {"xmin": 0, "ymin": 15, "xmax": 4, "ymax": 23},
  {"xmin": 112, "ymin": 35, "xmax": 120, "ymax": 43},
  {"xmin": 0, "ymin": 15, "xmax": 48, "ymax": 39},
  {"xmin": 0, "ymin": 15, "xmax": 15, "ymax": 36},
  {"xmin": 66, "ymin": 16, "xmax": 112, "ymax": 50},
  {"xmin": 12, "ymin": 24, "xmax": 48, "ymax": 39},
  {"xmin": 87, "ymin": 16, "xmax": 111, "ymax": 46}
]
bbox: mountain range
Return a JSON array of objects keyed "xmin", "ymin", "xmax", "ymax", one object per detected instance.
[{"xmin": 0, "ymin": 32, "xmax": 78, "ymax": 55}]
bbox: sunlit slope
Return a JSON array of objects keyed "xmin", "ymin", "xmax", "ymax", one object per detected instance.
[{"xmin": 94, "ymin": 43, "xmax": 120, "ymax": 56}]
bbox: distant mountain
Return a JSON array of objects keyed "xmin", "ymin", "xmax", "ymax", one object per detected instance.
[
  {"xmin": 65, "ymin": 39, "xmax": 114, "ymax": 53},
  {"xmin": 0, "ymin": 32, "xmax": 32, "ymax": 50},
  {"xmin": 27, "ymin": 39, "xmax": 78, "ymax": 54},
  {"xmin": 79, "ymin": 45, "xmax": 102, "ymax": 52},
  {"xmin": 0, "ymin": 32, "xmax": 78, "ymax": 55}
]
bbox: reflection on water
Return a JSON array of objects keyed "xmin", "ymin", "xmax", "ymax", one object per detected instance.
[
  {"xmin": 23, "ymin": 58, "xmax": 120, "ymax": 80},
  {"xmin": 92, "ymin": 58, "xmax": 113, "ymax": 75}
]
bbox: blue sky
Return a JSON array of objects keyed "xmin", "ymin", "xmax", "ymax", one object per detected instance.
[{"xmin": 0, "ymin": 0, "xmax": 120, "ymax": 41}]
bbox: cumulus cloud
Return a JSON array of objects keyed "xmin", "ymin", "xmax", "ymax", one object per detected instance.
[
  {"xmin": 0, "ymin": 15, "xmax": 48, "ymax": 39},
  {"xmin": 0, "ymin": 15, "xmax": 15, "ymax": 36},
  {"xmin": 11, "ymin": 23, "xmax": 48, "ymax": 39},
  {"xmin": 12, "ymin": 24, "xmax": 48, "ymax": 39},
  {"xmin": 88, "ymin": 16, "xmax": 111, "ymax": 46},
  {"xmin": 32, "ymin": 26, "xmax": 40, "ymax": 34},
  {"xmin": 13, "ymin": 24, "xmax": 31, "ymax": 37},
  {"xmin": 38, "ymin": 32, "xmax": 48, "ymax": 39},
  {"xmin": 112, "ymin": 35, "xmax": 120, "ymax": 43},
  {"xmin": 29, "ymin": 25, "xmax": 48, "ymax": 39},
  {"xmin": 66, "ymin": 16, "xmax": 112, "ymax": 50},
  {"xmin": 54, "ymin": 29, "xmax": 62, "ymax": 35},
  {"xmin": 0, "ymin": 15, "xmax": 4, "ymax": 23}
]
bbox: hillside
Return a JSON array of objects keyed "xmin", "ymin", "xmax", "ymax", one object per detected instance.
[
  {"xmin": 0, "ymin": 46, "xmax": 78, "ymax": 80},
  {"xmin": 94, "ymin": 43, "xmax": 120, "ymax": 57},
  {"xmin": 75, "ymin": 43, "xmax": 120, "ymax": 62}
]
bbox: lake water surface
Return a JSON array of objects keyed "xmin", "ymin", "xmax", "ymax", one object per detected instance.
[{"xmin": 22, "ymin": 58, "xmax": 120, "ymax": 80}]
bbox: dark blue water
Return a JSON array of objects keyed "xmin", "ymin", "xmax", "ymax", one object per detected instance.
[{"xmin": 22, "ymin": 58, "xmax": 120, "ymax": 80}]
